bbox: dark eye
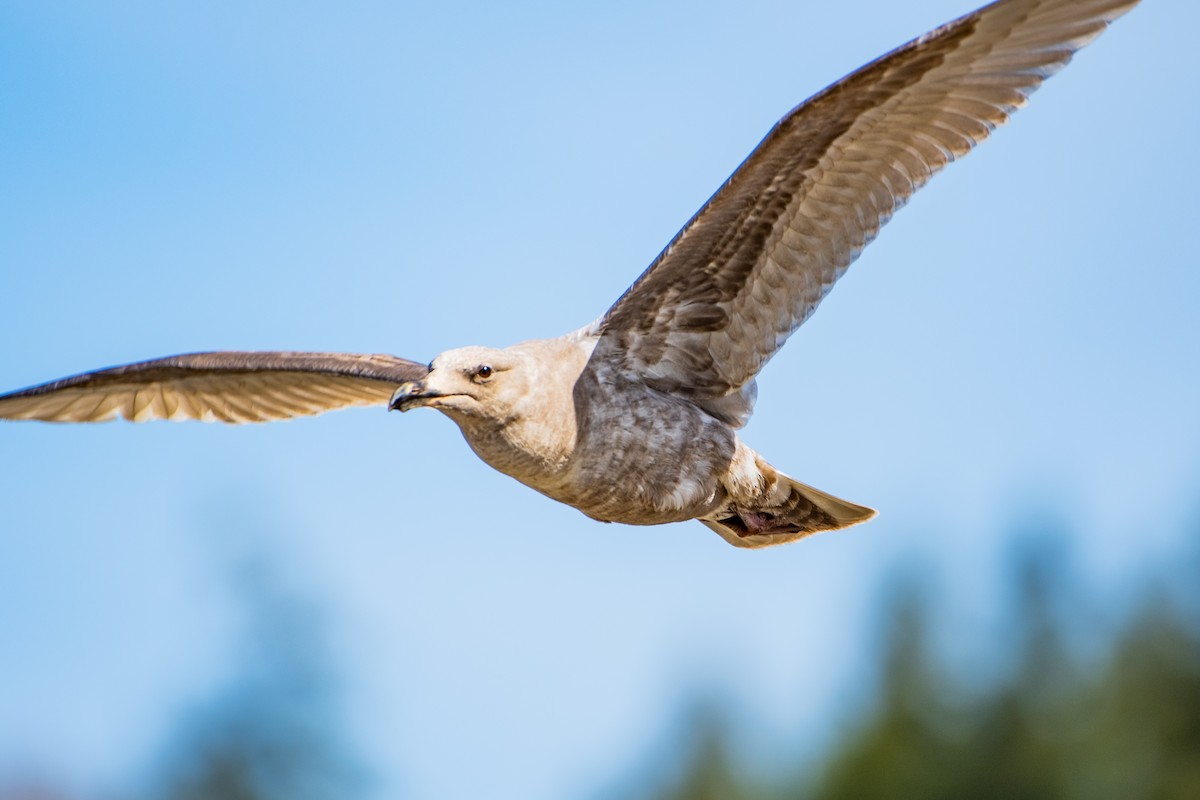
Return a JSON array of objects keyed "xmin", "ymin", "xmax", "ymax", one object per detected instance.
[{"xmin": 475, "ymin": 365, "xmax": 493, "ymax": 380}]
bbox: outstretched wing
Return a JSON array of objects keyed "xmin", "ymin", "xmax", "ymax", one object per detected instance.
[
  {"xmin": 0, "ymin": 351, "xmax": 428, "ymax": 423},
  {"xmin": 596, "ymin": 0, "xmax": 1138, "ymax": 420}
]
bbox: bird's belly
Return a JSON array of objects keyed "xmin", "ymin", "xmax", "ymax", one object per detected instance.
[
  {"xmin": 550, "ymin": 470, "xmax": 726, "ymax": 526},
  {"xmin": 544, "ymin": 390, "xmax": 738, "ymax": 526}
]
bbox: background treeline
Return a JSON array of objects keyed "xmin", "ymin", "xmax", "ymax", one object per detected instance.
[
  {"xmin": 632, "ymin": 535, "xmax": 1200, "ymax": 800},
  {"xmin": 3, "ymin": 521, "xmax": 1198, "ymax": 800}
]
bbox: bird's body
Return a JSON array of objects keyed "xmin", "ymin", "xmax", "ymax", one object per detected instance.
[
  {"xmin": 559, "ymin": 352, "xmax": 738, "ymax": 526},
  {"xmin": 423, "ymin": 335, "xmax": 870, "ymax": 546},
  {"xmin": 0, "ymin": 0, "xmax": 1142, "ymax": 547}
]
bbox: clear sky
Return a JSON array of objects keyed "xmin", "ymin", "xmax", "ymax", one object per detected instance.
[{"xmin": 1, "ymin": 1, "xmax": 1196, "ymax": 798}]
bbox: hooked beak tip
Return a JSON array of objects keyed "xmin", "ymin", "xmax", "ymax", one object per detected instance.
[{"xmin": 389, "ymin": 382, "xmax": 420, "ymax": 413}]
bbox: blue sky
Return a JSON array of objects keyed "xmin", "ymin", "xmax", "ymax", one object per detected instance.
[{"xmin": 1, "ymin": 1, "xmax": 1196, "ymax": 798}]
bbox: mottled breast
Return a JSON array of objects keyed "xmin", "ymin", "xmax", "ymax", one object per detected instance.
[{"xmin": 555, "ymin": 362, "xmax": 737, "ymax": 525}]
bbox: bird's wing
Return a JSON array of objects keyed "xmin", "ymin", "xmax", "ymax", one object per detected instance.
[
  {"xmin": 0, "ymin": 351, "xmax": 428, "ymax": 423},
  {"xmin": 595, "ymin": 0, "xmax": 1137, "ymax": 422}
]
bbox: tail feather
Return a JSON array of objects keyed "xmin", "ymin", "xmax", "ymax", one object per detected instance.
[{"xmin": 702, "ymin": 473, "xmax": 876, "ymax": 549}]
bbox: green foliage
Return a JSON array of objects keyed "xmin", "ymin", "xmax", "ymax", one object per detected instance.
[{"xmin": 644, "ymin": 542, "xmax": 1200, "ymax": 800}]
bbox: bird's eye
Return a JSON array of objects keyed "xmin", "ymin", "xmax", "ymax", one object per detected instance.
[{"xmin": 475, "ymin": 365, "xmax": 493, "ymax": 380}]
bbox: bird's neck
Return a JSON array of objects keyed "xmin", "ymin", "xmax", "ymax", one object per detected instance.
[{"xmin": 452, "ymin": 335, "xmax": 595, "ymax": 491}]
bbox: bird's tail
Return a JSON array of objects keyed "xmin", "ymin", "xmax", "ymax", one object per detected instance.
[{"xmin": 702, "ymin": 460, "xmax": 876, "ymax": 549}]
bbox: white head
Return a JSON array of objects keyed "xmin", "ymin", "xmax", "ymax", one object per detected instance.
[{"xmin": 389, "ymin": 345, "xmax": 531, "ymax": 426}]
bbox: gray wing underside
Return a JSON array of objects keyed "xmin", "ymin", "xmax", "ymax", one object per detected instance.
[
  {"xmin": 0, "ymin": 351, "xmax": 429, "ymax": 424},
  {"xmin": 596, "ymin": 0, "xmax": 1138, "ymax": 421}
]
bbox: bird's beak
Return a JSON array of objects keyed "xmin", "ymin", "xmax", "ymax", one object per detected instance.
[{"xmin": 389, "ymin": 381, "xmax": 430, "ymax": 412}]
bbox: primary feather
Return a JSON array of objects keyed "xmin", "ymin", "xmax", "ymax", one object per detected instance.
[{"xmin": 597, "ymin": 0, "xmax": 1138, "ymax": 427}]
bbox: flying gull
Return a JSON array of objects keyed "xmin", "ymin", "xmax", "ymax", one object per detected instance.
[{"xmin": 0, "ymin": 0, "xmax": 1140, "ymax": 548}]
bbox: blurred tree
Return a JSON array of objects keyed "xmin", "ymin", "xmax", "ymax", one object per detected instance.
[
  {"xmin": 637, "ymin": 532, "xmax": 1200, "ymax": 800},
  {"xmin": 644, "ymin": 705, "xmax": 769, "ymax": 800},
  {"xmin": 138, "ymin": 552, "xmax": 369, "ymax": 800},
  {"xmin": 1069, "ymin": 596, "xmax": 1200, "ymax": 799},
  {"xmin": 0, "ymin": 534, "xmax": 370, "ymax": 800}
]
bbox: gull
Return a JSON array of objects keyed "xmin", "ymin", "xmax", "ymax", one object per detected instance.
[{"xmin": 0, "ymin": 0, "xmax": 1140, "ymax": 548}]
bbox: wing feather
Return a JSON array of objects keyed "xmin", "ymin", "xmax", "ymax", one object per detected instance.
[
  {"xmin": 0, "ymin": 351, "xmax": 428, "ymax": 424},
  {"xmin": 595, "ymin": 0, "xmax": 1138, "ymax": 426}
]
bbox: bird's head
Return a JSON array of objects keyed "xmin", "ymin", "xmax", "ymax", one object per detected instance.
[{"xmin": 389, "ymin": 345, "xmax": 528, "ymax": 424}]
